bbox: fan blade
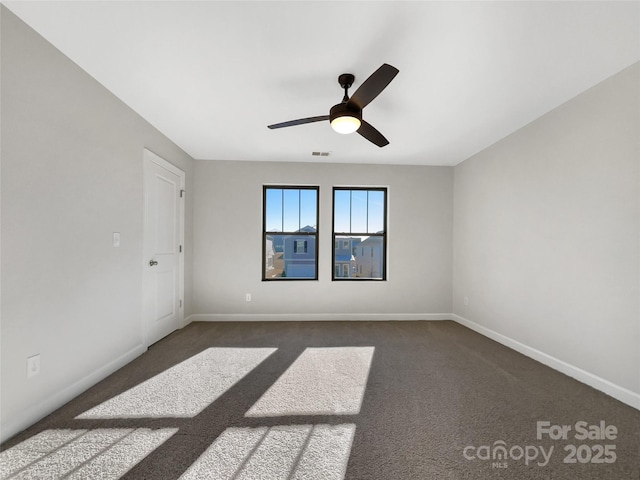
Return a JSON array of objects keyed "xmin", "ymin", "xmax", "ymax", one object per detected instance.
[
  {"xmin": 357, "ymin": 120, "xmax": 389, "ymax": 147},
  {"xmin": 268, "ymin": 115, "xmax": 329, "ymax": 129},
  {"xmin": 348, "ymin": 64, "xmax": 399, "ymax": 110}
]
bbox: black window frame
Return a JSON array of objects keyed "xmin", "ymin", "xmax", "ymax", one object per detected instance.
[
  {"xmin": 332, "ymin": 187, "xmax": 387, "ymax": 281},
  {"xmin": 262, "ymin": 185, "xmax": 319, "ymax": 281}
]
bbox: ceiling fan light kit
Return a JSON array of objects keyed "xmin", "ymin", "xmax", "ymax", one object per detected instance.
[
  {"xmin": 268, "ymin": 63, "xmax": 399, "ymax": 147},
  {"xmin": 329, "ymin": 103, "xmax": 362, "ymax": 134}
]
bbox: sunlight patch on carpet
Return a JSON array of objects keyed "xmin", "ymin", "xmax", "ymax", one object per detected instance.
[
  {"xmin": 245, "ymin": 346, "xmax": 374, "ymax": 417},
  {"xmin": 0, "ymin": 428, "xmax": 177, "ymax": 479},
  {"xmin": 76, "ymin": 347, "xmax": 277, "ymax": 419},
  {"xmin": 179, "ymin": 424, "xmax": 356, "ymax": 480}
]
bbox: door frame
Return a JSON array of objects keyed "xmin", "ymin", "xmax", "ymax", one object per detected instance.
[{"xmin": 142, "ymin": 148, "xmax": 185, "ymax": 347}]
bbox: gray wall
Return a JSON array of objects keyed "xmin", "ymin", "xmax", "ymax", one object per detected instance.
[
  {"xmin": 1, "ymin": 8, "xmax": 195, "ymax": 441},
  {"xmin": 453, "ymin": 63, "xmax": 640, "ymax": 399},
  {"xmin": 192, "ymin": 161, "xmax": 453, "ymax": 320}
]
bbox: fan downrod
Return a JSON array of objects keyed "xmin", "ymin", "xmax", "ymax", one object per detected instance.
[{"xmin": 338, "ymin": 73, "xmax": 355, "ymax": 102}]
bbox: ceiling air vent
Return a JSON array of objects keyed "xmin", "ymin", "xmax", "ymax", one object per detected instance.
[{"xmin": 311, "ymin": 151, "xmax": 331, "ymax": 157}]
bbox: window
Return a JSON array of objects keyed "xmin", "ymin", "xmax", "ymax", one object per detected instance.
[
  {"xmin": 342, "ymin": 264, "xmax": 349, "ymax": 277},
  {"xmin": 294, "ymin": 240, "xmax": 307, "ymax": 254},
  {"xmin": 263, "ymin": 186, "xmax": 318, "ymax": 280},
  {"xmin": 332, "ymin": 187, "xmax": 387, "ymax": 280}
]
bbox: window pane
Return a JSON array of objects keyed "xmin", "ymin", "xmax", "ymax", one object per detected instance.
[
  {"xmin": 367, "ymin": 190, "xmax": 385, "ymax": 233},
  {"xmin": 299, "ymin": 189, "xmax": 317, "ymax": 231},
  {"xmin": 265, "ymin": 188, "xmax": 283, "ymax": 232},
  {"xmin": 266, "ymin": 234, "xmax": 316, "ymax": 278},
  {"xmin": 283, "ymin": 189, "xmax": 300, "ymax": 232},
  {"xmin": 350, "ymin": 190, "xmax": 367, "ymax": 233},
  {"xmin": 334, "ymin": 190, "xmax": 351, "ymax": 233}
]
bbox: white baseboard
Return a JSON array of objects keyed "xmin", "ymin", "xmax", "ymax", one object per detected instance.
[
  {"xmin": 185, "ymin": 313, "xmax": 451, "ymax": 322},
  {"xmin": 451, "ymin": 314, "xmax": 640, "ymax": 411},
  {"xmin": 0, "ymin": 344, "xmax": 147, "ymax": 443}
]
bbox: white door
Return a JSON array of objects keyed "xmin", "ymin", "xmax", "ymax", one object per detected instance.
[{"xmin": 143, "ymin": 149, "xmax": 184, "ymax": 346}]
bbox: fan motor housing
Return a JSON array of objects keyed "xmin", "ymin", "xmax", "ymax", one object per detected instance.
[{"xmin": 329, "ymin": 102, "xmax": 362, "ymax": 123}]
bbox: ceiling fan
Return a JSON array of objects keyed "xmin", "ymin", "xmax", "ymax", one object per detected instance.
[{"xmin": 267, "ymin": 63, "xmax": 399, "ymax": 147}]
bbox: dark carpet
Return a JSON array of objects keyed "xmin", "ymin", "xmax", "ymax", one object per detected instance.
[{"xmin": 2, "ymin": 321, "xmax": 639, "ymax": 479}]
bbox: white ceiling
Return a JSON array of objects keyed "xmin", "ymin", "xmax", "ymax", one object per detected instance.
[{"xmin": 4, "ymin": 1, "xmax": 639, "ymax": 166}]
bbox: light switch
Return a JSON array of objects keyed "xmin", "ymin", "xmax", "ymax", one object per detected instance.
[{"xmin": 113, "ymin": 232, "xmax": 121, "ymax": 247}]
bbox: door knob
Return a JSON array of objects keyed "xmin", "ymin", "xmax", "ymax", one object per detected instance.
[{"xmin": 149, "ymin": 260, "xmax": 158, "ymax": 266}]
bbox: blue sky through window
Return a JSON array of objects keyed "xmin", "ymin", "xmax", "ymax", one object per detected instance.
[
  {"xmin": 334, "ymin": 189, "xmax": 385, "ymax": 234},
  {"xmin": 265, "ymin": 188, "xmax": 317, "ymax": 232}
]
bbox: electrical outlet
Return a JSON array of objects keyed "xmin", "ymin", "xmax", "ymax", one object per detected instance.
[
  {"xmin": 245, "ymin": 293, "xmax": 252, "ymax": 302},
  {"xmin": 463, "ymin": 296, "xmax": 469, "ymax": 306},
  {"xmin": 112, "ymin": 232, "xmax": 121, "ymax": 247},
  {"xmin": 27, "ymin": 354, "xmax": 40, "ymax": 378}
]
